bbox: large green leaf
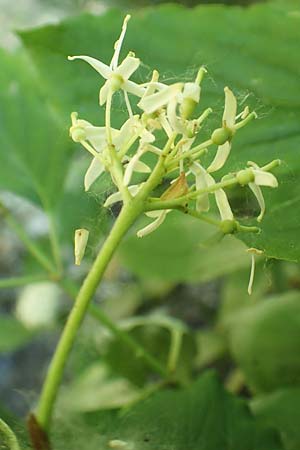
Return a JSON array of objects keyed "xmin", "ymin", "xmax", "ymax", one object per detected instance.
[
  {"xmin": 251, "ymin": 387, "xmax": 300, "ymax": 450},
  {"xmin": 19, "ymin": 2, "xmax": 300, "ymax": 262},
  {"xmin": 52, "ymin": 372, "xmax": 282, "ymax": 450},
  {"xmin": 226, "ymin": 291, "xmax": 300, "ymax": 393}
]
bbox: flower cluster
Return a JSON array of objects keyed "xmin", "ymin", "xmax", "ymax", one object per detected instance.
[{"xmin": 69, "ymin": 15, "xmax": 280, "ymax": 291}]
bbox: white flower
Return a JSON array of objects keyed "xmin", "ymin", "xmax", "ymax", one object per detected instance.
[
  {"xmin": 247, "ymin": 161, "xmax": 278, "ymax": 222},
  {"xmin": 70, "ymin": 113, "xmax": 151, "ymax": 190},
  {"xmin": 191, "ymin": 163, "xmax": 233, "ymax": 220},
  {"xmin": 138, "ymin": 83, "xmax": 183, "ymax": 114},
  {"xmin": 246, "ymin": 247, "xmax": 263, "ymax": 295},
  {"xmin": 103, "ymin": 184, "xmax": 141, "ymax": 208},
  {"xmin": 207, "ymin": 87, "xmax": 237, "ymax": 173},
  {"xmin": 68, "ymin": 15, "xmax": 145, "ymax": 105}
]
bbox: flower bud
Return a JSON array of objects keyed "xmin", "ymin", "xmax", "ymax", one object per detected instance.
[
  {"xmin": 220, "ymin": 219, "xmax": 238, "ymax": 235},
  {"xmin": 236, "ymin": 168, "xmax": 255, "ymax": 186},
  {"xmin": 180, "ymin": 97, "xmax": 197, "ymax": 120},
  {"xmin": 211, "ymin": 127, "xmax": 232, "ymax": 145}
]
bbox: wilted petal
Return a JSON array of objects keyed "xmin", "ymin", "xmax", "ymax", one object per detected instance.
[
  {"xmin": 249, "ymin": 182, "xmax": 265, "ymax": 222},
  {"xmin": 74, "ymin": 229, "xmax": 89, "ymax": 266},
  {"xmin": 68, "ymin": 55, "xmax": 112, "ymax": 80},
  {"xmin": 137, "ymin": 210, "xmax": 168, "ymax": 238},
  {"xmin": 138, "ymin": 83, "xmax": 182, "ymax": 114},
  {"xmin": 223, "ymin": 87, "xmax": 237, "ymax": 129},
  {"xmin": 84, "ymin": 157, "xmax": 105, "ymax": 191},
  {"xmin": 207, "ymin": 141, "xmax": 231, "ymax": 173},
  {"xmin": 253, "ymin": 170, "xmax": 278, "ymax": 188},
  {"xmin": 116, "ymin": 55, "xmax": 140, "ymax": 79},
  {"xmin": 214, "ymin": 189, "xmax": 234, "ymax": 221}
]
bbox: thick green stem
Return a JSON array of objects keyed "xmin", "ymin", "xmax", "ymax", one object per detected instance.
[
  {"xmin": 0, "ymin": 418, "xmax": 21, "ymax": 450},
  {"xmin": 36, "ymin": 202, "xmax": 142, "ymax": 431}
]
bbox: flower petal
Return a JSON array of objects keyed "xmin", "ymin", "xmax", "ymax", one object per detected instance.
[
  {"xmin": 249, "ymin": 182, "xmax": 265, "ymax": 222},
  {"xmin": 113, "ymin": 116, "xmax": 141, "ymax": 150},
  {"xmin": 116, "ymin": 55, "xmax": 140, "ymax": 79},
  {"xmin": 138, "ymin": 83, "xmax": 182, "ymax": 114},
  {"xmin": 253, "ymin": 170, "xmax": 278, "ymax": 188},
  {"xmin": 137, "ymin": 210, "xmax": 168, "ymax": 238},
  {"xmin": 190, "ymin": 163, "xmax": 210, "ymax": 212},
  {"xmin": 207, "ymin": 141, "xmax": 231, "ymax": 173},
  {"xmin": 223, "ymin": 87, "xmax": 237, "ymax": 129},
  {"xmin": 123, "ymin": 80, "xmax": 145, "ymax": 98},
  {"xmin": 68, "ymin": 55, "xmax": 112, "ymax": 79},
  {"xmin": 167, "ymin": 98, "xmax": 185, "ymax": 134},
  {"xmin": 84, "ymin": 157, "xmax": 105, "ymax": 191},
  {"xmin": 110, "ymin": 14, "xmax": 131, "ymax": 70},
  {"xmin": 182, "ymin": 82, "xmax": 200, "ymax": 102},
  {"xmin": 74, "ymin": 229, "xmax": 89, "ymax": 266},
  {"xmin": 104, "ymin": 184, "xmax": 140, "ymax": 207},
  {"xmin": 214, "ymin": 189, "xmax": 234, "ymax": 221},
  {"xmin": 99, "ymin": 80, "xmax": 111, "ymax": 105}
]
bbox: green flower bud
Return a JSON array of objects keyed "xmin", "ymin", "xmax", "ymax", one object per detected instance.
[
  {"xmin": 211, "ymin": 127, "xmax": 232, "ymax": 145},
  {"xmin": 220, "ymin": 219, "xmax": 238, "ymax": 235},
  {"xmin": 110, "ymin": 74, "xmax": 124, "ymax": 92},
  {"xmin": 236, "ymin": 168, "xmax": 255, "ymax": 186},
  {"xmin": 180, "ymin": 97, "xmax": 197, "ymax": 120}
]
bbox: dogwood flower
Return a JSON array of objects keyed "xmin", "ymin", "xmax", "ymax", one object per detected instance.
[
  {"xmin": 190, "ymin": 163, "xmax": 233, "ymax": 221},
  {"xmin": 68, "ymin": 15, "xmax": 144, "ymax": 107},
  {"xmin": 208, "ymin": 88, "xmax": 256, "ymax": 173},
  {"xmin": 237, "ymin": 161, "xmax": 279, "ymax": 222}
]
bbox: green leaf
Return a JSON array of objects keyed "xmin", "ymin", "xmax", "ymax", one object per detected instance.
[
  {"xmin": 227, "ymin": 291, "xmax": 300, "ymax": 393},
  {"xmin": 51, "ymin": 372, "xmax": 282, "ymax": 450},
  {"xmin": 120, "ymin": 213, "xmax": 249, "ymax": 282},
  {"xmin": 251, "ymin": 387, "xmax": 300, "ymax": 450},
  {"xmin": 0, "ymin": 316, "xmax": 33, "ymax": 352},
  {"xmin": 19, "ymin": 3, "xmax": 300, "ymax": 262},
  {"xmin": 0, "ymin": 49, "xmax": 69, "ymax": 209},
  {"xmin": 100, "ymin": 372, "xmax": 282, "ymax": 450}
]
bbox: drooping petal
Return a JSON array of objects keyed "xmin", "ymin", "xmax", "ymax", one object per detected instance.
[
  {"xmin": 116, "ymin": 55, "xmax": 140, "ymax": 79},
  {"xmin": 110, "ymin": 14, "xmax": 131, "ymax": 70},
  {"xmin": 99, "ymin": 80, "xmax": 111, "ymax": 105},
  {"xmin": 138, "ymin": 83, "xmax": 182, "ymax": 114},
  {"xmin": 84, "ymin": 157, "xmax": 105, "ymax": 191},
  {"xmin": 104, "ymin": 184, "xmax": 140, "ymax": 207},
  {"xmin": 253, "ymin": 170, "xmax": 278, "ymax": 188},
  {"xmin": 207, "ymin": 141, "xmax": 231, "ymax": 173},
  {"xmin": 214, "ymin": 189, "xmax": 234, "ymax": 221},
  {"xmin": 74, "ymin": 229, "xmax": 89, "ymax": 266},
  {"xmin": 137, "ymin": 210, "xmax": 168, "ymax": 238},
  {"xmin": 190, "ymin": 163, "xmax": 210, "ymax": 212},
  {"xmin": 223, "ymin": 87, "xmax": 237, "ymax": 129},
  {"xmin": 68, "ymin": 55, "xmax": 112, "ymax": 80},
  {"xmin": 249, "ymin": 182, "xmax": 265, "ymax": 222}
]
